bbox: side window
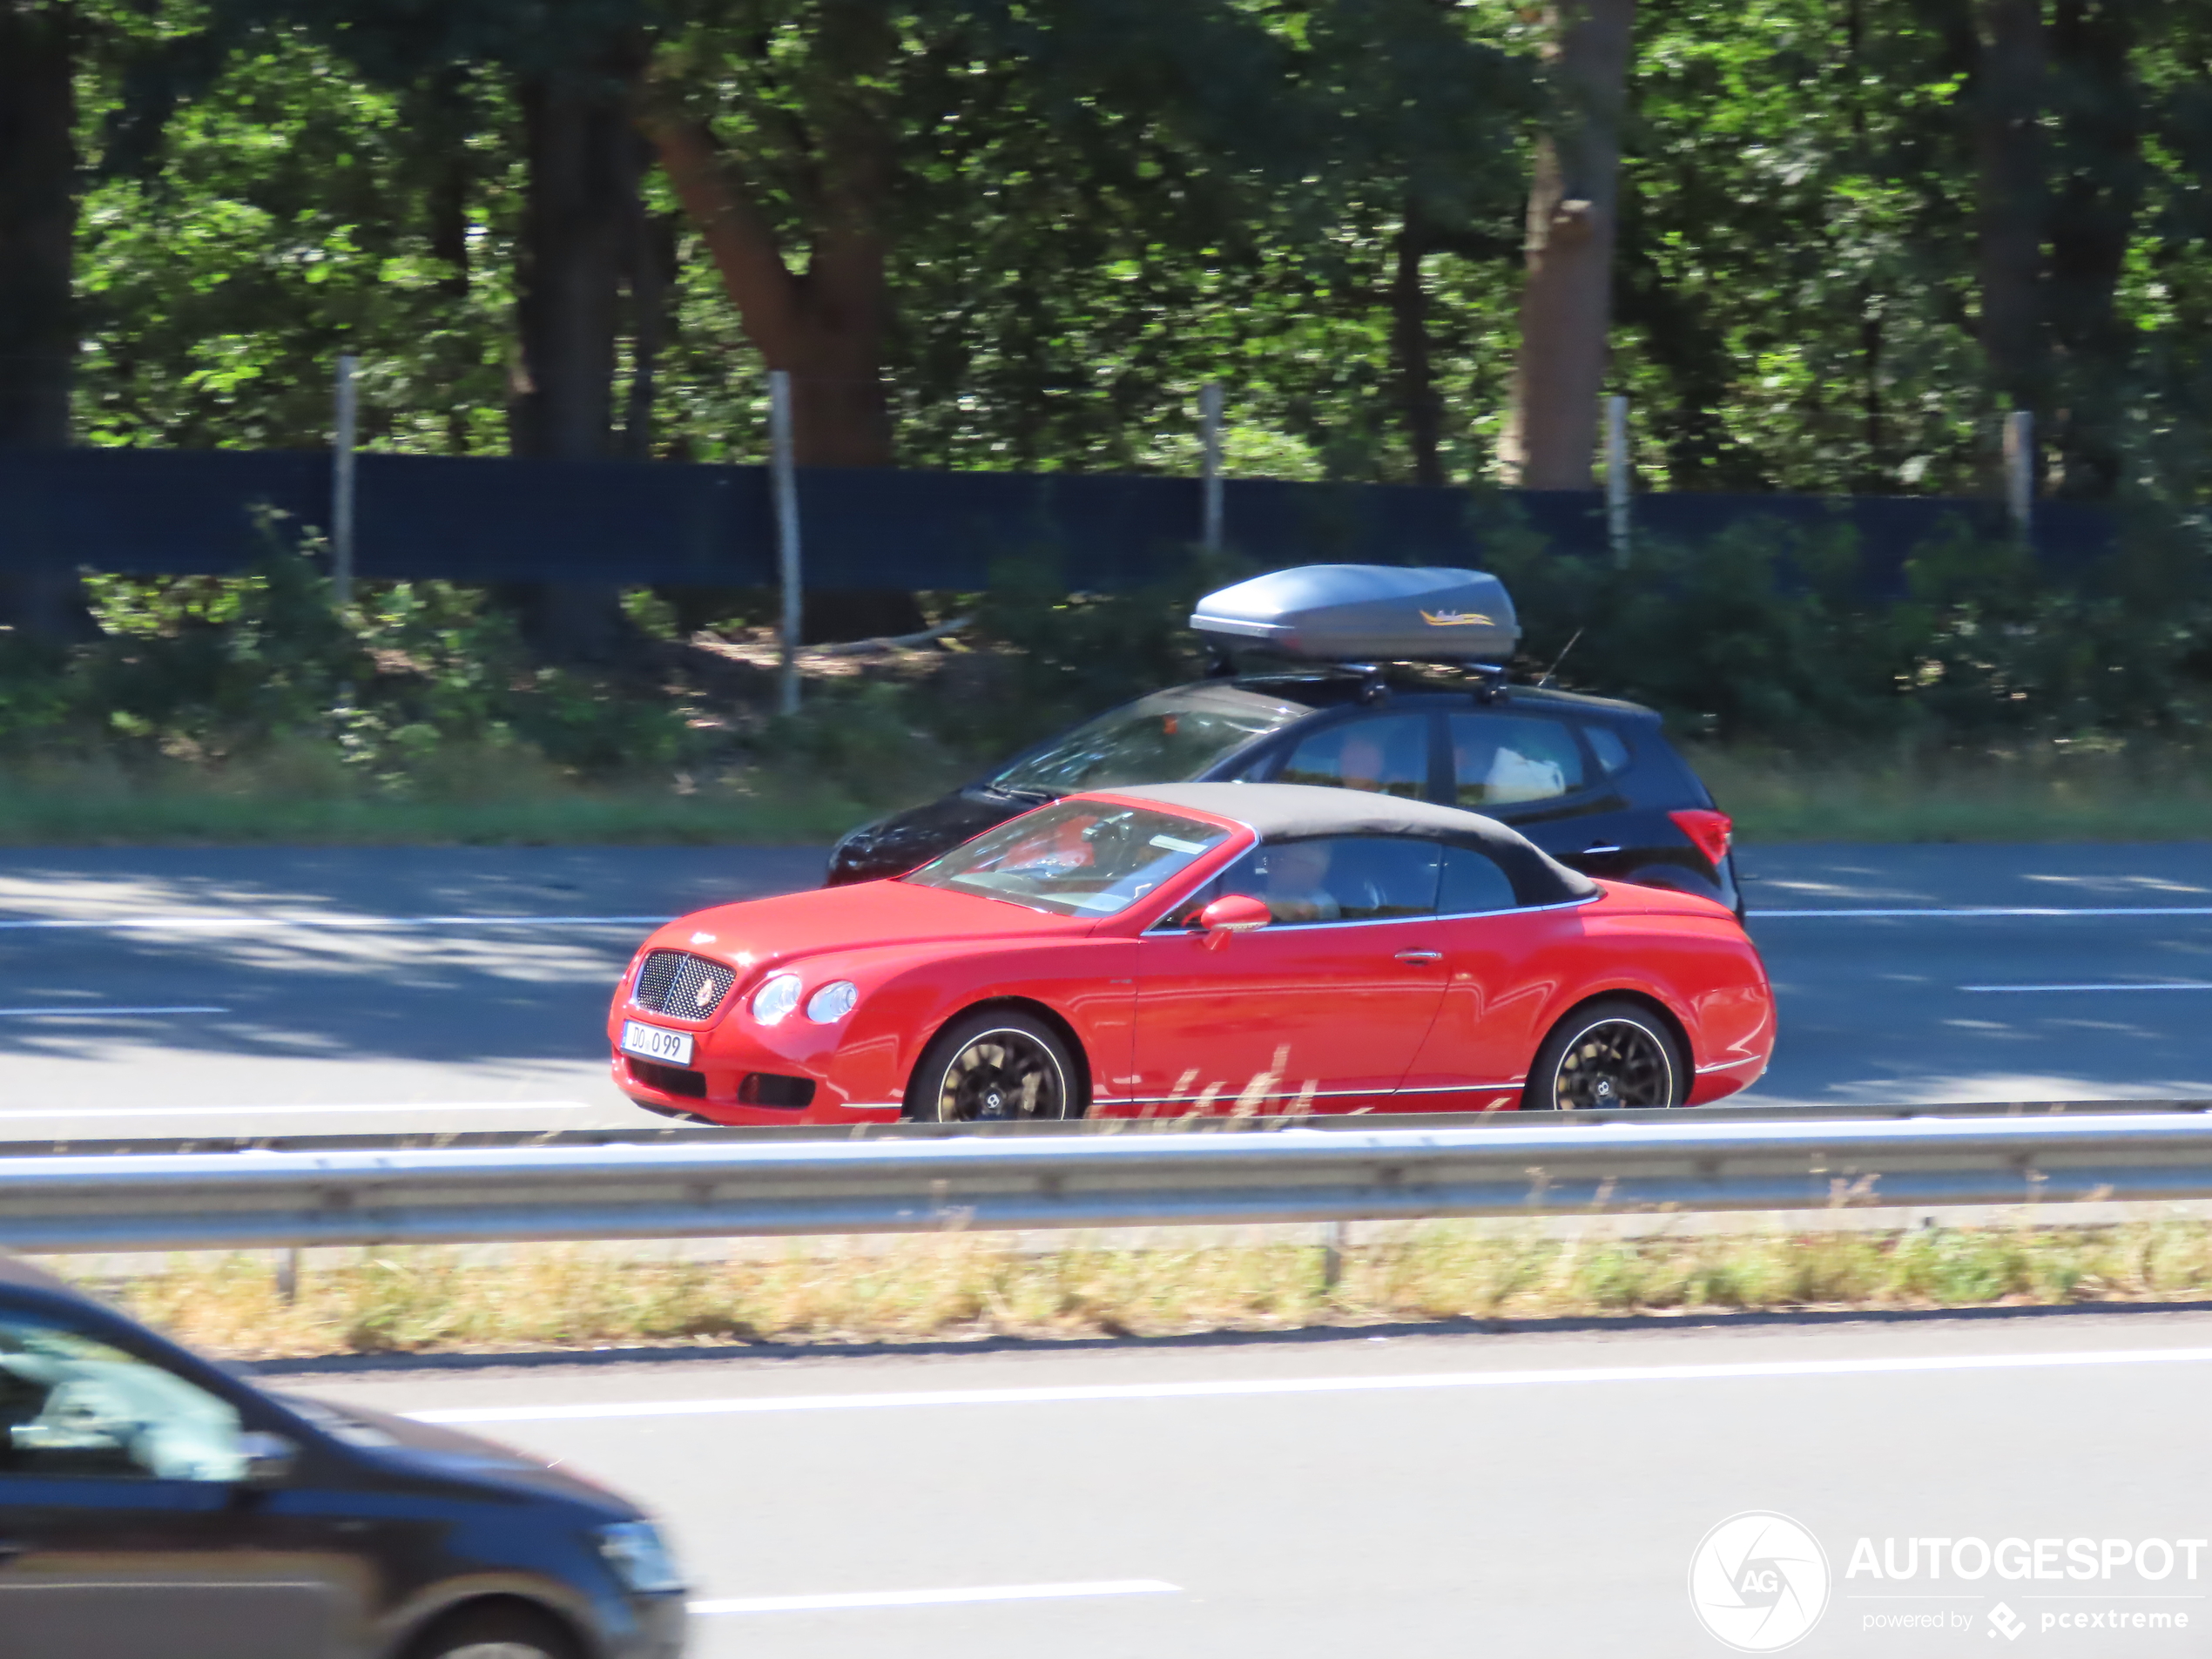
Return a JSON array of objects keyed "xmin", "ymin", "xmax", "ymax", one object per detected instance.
[
  {"xmin": 1583, "ymin": 723, "xmax": 1632, "ymax": 776},
  {"xmin": 0, "ymin": 1311, "xmax": 246, "ymax": 1481},
  {"xmin": 1448, "ymin": 713, "xmax": 1588, "ymax": 807},
  {"xmin": 1275, "ymin": 714, "xmax": 1429, "ymax": 799},
  {"xmin": 1166, "ymin": 835, "xmax": 1441, "ymax": 927},
  {"xmin": 1438, "ymin": 845, "xmax": 1519, "ymax": 914}
]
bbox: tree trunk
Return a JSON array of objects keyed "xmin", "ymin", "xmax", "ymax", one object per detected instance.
[
  {"xmin": 0, "ymin": 1, "xmax": 91, "ymax": 641},
  {"xmin": 414, "ymin": 71, "xmax": 474, "ymax": 455},
  {"xmin": 508, "ymin": 57, "xmax": 644, "ymax": 660},
  {"xmin": 637, "ymin": 109, "xmax": 894, "ymax": 469},
  {"xmin": 622, "ymin": 145, "xmax": 674, "ymax": 462},
  {"xmin": 1498, "ymin": 0, "xmax": 1637, "ymax": 492},
  {"xmin": 1391, "ymin": 200, "xmax": 1444, "ymax": 487},
  {"xmin": 2045, "ymin": 0, "xmax": 2139, "ymax": 498},
  {"xmin": 1973, "ymin": 0, "xmax": 2048, "ymax": 421},
  {"xmin": 639, "ymin": 6, "xmax": 921, "ymax": 641}
]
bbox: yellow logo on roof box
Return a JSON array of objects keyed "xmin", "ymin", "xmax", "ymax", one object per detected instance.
[{"xmin": 1420, "ymin": 609, "xmax": 1494, "ymax": 627}]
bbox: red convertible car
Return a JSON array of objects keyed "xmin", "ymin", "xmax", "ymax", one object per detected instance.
[{"xmin": 606, "ymin": 783, "xmax": 1773, "ymax": 1125}]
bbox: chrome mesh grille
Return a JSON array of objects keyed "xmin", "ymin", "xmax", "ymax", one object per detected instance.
[{"xmin": 631, "ymin": 950, "xmax": 737, "ymax": 1019}]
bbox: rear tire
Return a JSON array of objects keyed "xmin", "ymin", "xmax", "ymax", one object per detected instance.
[
  {"xmin": 903, "ymin": 1009, "xmax": 1083, "ymax": 1123},
  {"xmin": 1522, "ymin": 997, "xmax": 1687, "ymax": 1110}
]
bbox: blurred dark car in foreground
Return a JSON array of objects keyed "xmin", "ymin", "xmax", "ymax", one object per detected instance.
[{"xmin": 0, "ymin": 1254, "xmax": 685, "ymax": 1659}]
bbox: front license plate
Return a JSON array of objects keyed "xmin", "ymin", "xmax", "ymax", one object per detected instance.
[{"xmin": 620, "ymin": 1020, "xmax": 694, "ymax": 1067}]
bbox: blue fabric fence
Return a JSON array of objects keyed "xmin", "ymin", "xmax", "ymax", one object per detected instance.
[{"xmin": 0, "ymin": 446, "xmax": 2118, "ymax": 595}]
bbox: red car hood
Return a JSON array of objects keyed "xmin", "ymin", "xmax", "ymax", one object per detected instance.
[{"xmin": 645, "ymin": 878, "xmax": 1089, "ymax": 973}]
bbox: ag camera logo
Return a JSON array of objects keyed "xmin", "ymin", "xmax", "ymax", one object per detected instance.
[{"xmin": 1689, "ymin": 1511, "xmax": 1831, "ymax": 1651}]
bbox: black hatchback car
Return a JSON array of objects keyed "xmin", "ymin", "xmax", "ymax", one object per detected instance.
[
  {"xmin": 828, "ymin": 671, "xmax": 1742, "ymax": 914},
  {"xmin": 0, "ymin": 1254, "xmax": 686, "ymax": 1659}
]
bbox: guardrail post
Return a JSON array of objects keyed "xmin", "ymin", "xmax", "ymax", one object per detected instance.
[
  {"xmin": 1320, "ymin": 1218, "xmax": 1347, "ymax": 1293},
  {"xmin": 276, "ymin": 1246, "xmax": 301, "ymax": 1305}
]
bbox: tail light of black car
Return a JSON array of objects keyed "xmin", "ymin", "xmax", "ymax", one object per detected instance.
[{"xmin": 1668, "ymin": 808, "xmax": 1733, "ymax": 869}]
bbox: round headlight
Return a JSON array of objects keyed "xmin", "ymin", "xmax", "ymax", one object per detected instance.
[
  {"xmin": 806, "ymin": 981, "xmax": 858, "ymax": 1023},
  {"xmin": 750, "ymin": 973, "xmax": 802, "ymax": 1025}
]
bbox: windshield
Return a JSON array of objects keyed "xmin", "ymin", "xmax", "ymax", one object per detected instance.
[
  {"xmin": 904, "ymin": 801, "xmax": 1234, "ymax": 917},
  {"xmin": 987, "ymin": 687, "xmax": 1305, "ymax": 798}
]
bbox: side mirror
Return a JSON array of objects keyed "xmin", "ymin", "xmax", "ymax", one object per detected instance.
[
  {"xmin": 1197, "ymin": 894, "xmax": 1271, "ymax": 948},
  {"xmin": 236, "ymin": 1430, "xmax": 300, "ymax": 1489}
]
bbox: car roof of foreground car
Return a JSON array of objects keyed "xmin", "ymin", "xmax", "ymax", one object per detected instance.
[{"xmin": 1094, "ymin": 782, "xmax": 1600, "ymax": 904}]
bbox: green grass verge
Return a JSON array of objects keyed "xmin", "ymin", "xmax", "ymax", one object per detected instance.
[
  {"xmin": 0, "ymin": 752, "xmax": 917, "ymax": 846},
  {"xmin": 79, "ymin": 1218, "xmax": 2212, "ymax": 1361},
  {"xmin": 3, "ymin": 740, "xmax": 2207, "ymax": 847},
  {"xmin": 1694, "ymin": 744, "xmax": 2212, "ymax": 843}
]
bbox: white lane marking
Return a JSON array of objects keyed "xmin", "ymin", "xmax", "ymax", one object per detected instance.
[
  {"xmin": 0, "ymin": 1099, "xmax": 594, "ymax": 1123},
  {"xmin": 1961, "ymin": 982, "xmax": 2212, "ymax": 994},
  {"xmin": 1755, "ymin": 907, "xmax": 2212, "ymax": 919},
  {"xmin": 409, "ymin": 1345, "xmax": 2212, "ymax": 1426},
  {"xmin": 0, "ymin": 1005, "xmax": 229, "ymax": 1017},
  {"xmin": 0, "ymin": 914, "xmax": 671, "ymax": 932},
  {"xmin": 690, "ymin": 1580, "xmax": 1179, "ymax": 1616}
]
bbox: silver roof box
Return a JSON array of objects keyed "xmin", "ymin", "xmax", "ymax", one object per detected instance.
[{"xmin": 1190, "ymin": 564, "xmax": 1519, "ymax": 664}]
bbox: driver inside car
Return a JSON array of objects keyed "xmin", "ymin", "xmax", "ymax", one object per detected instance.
[{"xmin": 1261, "ymin": 841, "xmax": 1339, "ymax": 924}]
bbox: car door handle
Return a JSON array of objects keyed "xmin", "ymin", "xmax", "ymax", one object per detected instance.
[
  {"xmin": 1581, "ymin": 844, "xmax": 1622, "ymax": 856},
  {"xmin": 1395, "ymin": 949, "xmax": 1443, "ymax": 964}
]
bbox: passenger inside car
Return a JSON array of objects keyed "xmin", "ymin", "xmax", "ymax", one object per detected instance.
[{"xmin": 1451, "ymin": 713, "xmax": 1584, "ymax": 806}]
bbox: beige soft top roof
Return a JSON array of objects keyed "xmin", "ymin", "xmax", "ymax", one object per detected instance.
[{"xmin": 1094, "ymin": 782, "xmax": 1597, "ymax": 906}]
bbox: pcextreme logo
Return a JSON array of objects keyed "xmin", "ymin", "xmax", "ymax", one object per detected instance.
[
  {"xmin": 1689, "ymin": 1511, "xmax": 1832, "ymax": 1652},
  {"xmin": 1418, "ymin": 609, "xmax": 1493, "ymax": 626}
]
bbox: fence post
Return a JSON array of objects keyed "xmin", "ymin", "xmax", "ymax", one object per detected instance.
[
  {"xmin": 2003, "ymin": 409, "xmax": 2034, "ymax": 540},
  {"xmin": 1605, "ymin": 394, "xmax": 1631, "ymax": 568},
  {"xmin": 769, "ymin": 370, "xmax": 802, "ymax": 718},
  {"xmin": 1199, "ymin": 381, "xmax": 1224, "ymax": 553},
  {"xmin": 332, "ymin": 354, "xmax": 359, "ymax": 610}
]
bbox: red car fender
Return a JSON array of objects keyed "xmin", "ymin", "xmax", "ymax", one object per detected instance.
[
  {"xmin": 1554, "ymin": 912, "xmax": 1773, "ymax": 1090},
  {"xmin": 819, "ymin": 934, "xmax": 1139, "ymax": 1109}
]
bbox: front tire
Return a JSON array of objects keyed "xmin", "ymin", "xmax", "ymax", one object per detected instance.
[
  {"xmin": 408, "ymin": 1604, "xmax": 578, "ymax": 1659},
  {"xmin": 1523, "ymin": 997, "xmax": 1686, "ymax": 1110},
  {"xmin": 904, "ymin": 1009, "xmax": 1082, "ymax": 1123}
]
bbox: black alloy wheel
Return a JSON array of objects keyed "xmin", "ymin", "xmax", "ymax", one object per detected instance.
[
  {"xmin": 906, "ymin": 1009, "xmax": 1080, "ymax": 1123},
  {"xmin": 1525, "ymin": 997, "xmax": 1685, "ymax": 1110}
]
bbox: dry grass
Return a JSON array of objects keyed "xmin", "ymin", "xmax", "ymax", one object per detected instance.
[{"xmin": 76, "ymin": 1217, "xmax": 2212, "ymax": 1362}]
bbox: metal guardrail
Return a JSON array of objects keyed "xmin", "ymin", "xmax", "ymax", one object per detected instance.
[
  {"xmin": 8, "ymin": 1109, "xmax": 2212, "ymax": 1254},
  {"xmin": 4, "ymin": 1097, "xmax": 2207, "ymax": 1163}
]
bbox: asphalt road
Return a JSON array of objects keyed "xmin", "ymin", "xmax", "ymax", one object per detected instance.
[
  {"xmin": 278, "ymin": 1311, "xmax": 2212, "ymax": 1656},
  {"xmin": 0, "ymin": 841, "xmax": 2207, "ymax": 1139}
]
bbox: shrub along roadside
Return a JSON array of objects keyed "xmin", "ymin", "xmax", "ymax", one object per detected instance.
[
  {"xmin": 81, "ymin": 1216, "xmax": 2212, "ymax": 1361},
  {"xmin": 0, "ymin": 509, "xmax": 2205, "ymax": 845}
]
